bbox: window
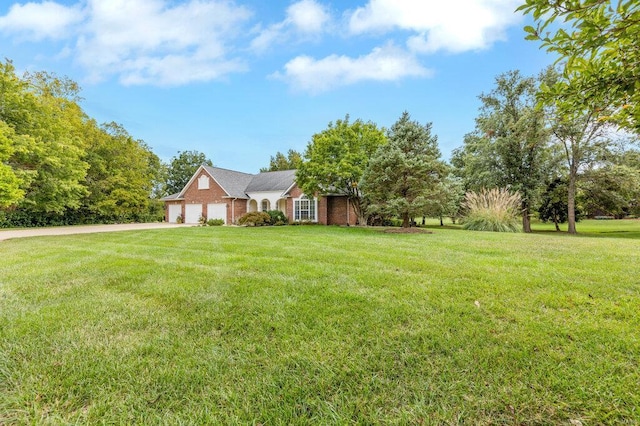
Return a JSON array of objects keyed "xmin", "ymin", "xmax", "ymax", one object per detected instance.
[
  {"xmin": 261, "ymin": 199, "xmax": 270, "ymax": 211},
  {"xmin": 294, "ymin": 195, "xmax": 317, "ymax": 221},
  {"xmin": 197, "ymin": 175, "xmax": 209, "ymax": 190}
]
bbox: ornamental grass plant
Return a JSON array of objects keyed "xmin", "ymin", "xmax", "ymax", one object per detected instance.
[{"xmin": 462, "ymin": 187, "xmax": 522, "ymax": 232}]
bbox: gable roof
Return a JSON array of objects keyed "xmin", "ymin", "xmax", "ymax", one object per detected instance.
[
  {"xmin": 245, "ymin": 169, "xmax": 296, "ymax": 193},
  {"xmin": 171, "ymin": 165, "xmax": 298, "ymax": 200},
  {"xmin": 160, "ymin": 192, "xmax": 183, "ymax": 201},
  {"xmin": 204, "ymin": 166, "xmax": 254, "ymax": 198}
]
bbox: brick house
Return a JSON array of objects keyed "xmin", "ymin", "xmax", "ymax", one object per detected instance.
[{"xmin": 161, "ymin": 165, "xmax": 357, "ymax": 225}]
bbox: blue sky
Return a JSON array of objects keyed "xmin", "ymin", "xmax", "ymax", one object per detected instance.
[{"xmin": 0, "ymin": 0, "xmax": 556, "ymax": 173}]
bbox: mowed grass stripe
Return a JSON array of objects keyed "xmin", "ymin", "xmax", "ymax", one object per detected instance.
[{"xmin": 1, "ymin": 223, "xmax": 639, "ymax": 424}]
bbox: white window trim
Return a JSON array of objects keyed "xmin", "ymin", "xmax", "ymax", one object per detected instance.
[{"xmin": 294, "ymin": 195, "xmax": 318, "ymax": 222}]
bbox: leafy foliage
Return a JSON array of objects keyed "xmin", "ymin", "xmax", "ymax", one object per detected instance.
[
  {"xmin": 165, "ymin": 150, "xmax": 213, "ymax": 195},
  {"xmin": 260, "ymin": 149, "xmax": 303, "ymax": 172},
  {"xmin": 519, "ymin": 0, "xmax": 640, "ymax": 131},
  {"xmin": 462, "ymin": 188, "xmax": 522, "ymax": 232},
  {"xmin": 537, "ymin": 177, "xmax": 579, "ymax": 230},
  {"xmin": 238, "ymin": 211, "xmax": 271, "ymax": 226},
  {"xmin": 81, "ymin": 122, "xmax": 162, "ymax": 222},
  {"xmin": 0, "ymin": 59, "xmax": 162, "ymax": 227},
  {"xmin": 0, "ymin": 121, "xmax": 24, "ymax": 207},
  {"xmin": 296, "ymin": 115, "xmax": 387, "ymax": 224},
  {"xmin": 580, "ymin": 165, "xmax": 640, "ymax": 218},
  {"xmin": 452, "ymin": 70, "xmax": 550, "ymax": 232},
  {"xmin": 429, "ymin": 174, "xmax": 466, "ymax": 225},
  {"xmin": 265, "ymin": 209, "xmax": 287, "ymax": 225},
  {"xmin": 361, "ymin": 112, "xmax": 446, "ymax": 227},
  {"xmin": 543, "ymin": 66, "xmax": 612, "ymax": 234}
]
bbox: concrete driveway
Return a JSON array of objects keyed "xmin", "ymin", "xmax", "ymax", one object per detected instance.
[{"xmin": 0, "ymin": 222, "xmax": 183, "ymax": 241}]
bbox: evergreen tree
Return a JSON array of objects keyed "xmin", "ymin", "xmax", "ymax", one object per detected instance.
[{"xmin": 361, "ymin": 112, "xmax": 446, "ymax": 228}]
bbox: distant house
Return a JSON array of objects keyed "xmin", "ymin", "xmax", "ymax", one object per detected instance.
[{"xmin": 161, "ymin": 165, "xmax": 357, "ymax": 225}]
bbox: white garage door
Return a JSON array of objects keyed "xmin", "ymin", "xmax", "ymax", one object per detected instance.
[
  {"xmin": 168, "ymin": 204, "xmax": 182, "ymax": 223},
  {"xmin": 207, "ymin": 203, "xmax": 227, "ymax": 224},
  {"xmin": 184, "ymin": 204, "xmax": 202, "ymax": 224}
]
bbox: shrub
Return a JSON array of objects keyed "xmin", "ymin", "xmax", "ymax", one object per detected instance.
[
  {"xmin": 207, "ymin": 218, "xmax": 224, "ymax": 226},
  {"xmin": 266, "ymin": 210, "xmax": 287, "ymax": 225},
  {"xmin": 175, "ymin": 215, "xmax": 183, "ymax": 224},
  {"xmin": 238, "ymin": 211, "xmax": 271, "ymax": 226},
  {"xmin": 462, "ymin": 188, "xmax": 522, "ymax": 232},
  {"xmin": 198, "ymin": 216, "xmax": 207, "ymax": 226}
]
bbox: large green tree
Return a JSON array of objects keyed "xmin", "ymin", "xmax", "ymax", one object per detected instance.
[
  {"xmin": 580, "ymin": 164, "xmax": 640, "ymax": 218},
  {"xmin": 429, "ymin": 173, "xmax": 466, "ymax": 226},
  {"xmin": 296, "ymin": 115, "xmax": 387, "ymax": 224},
  {"xmin": 1, "ymin": 61, "xmax": 88, "ymax": 216},
  {"xmin": 81, "ymin": 121, "xmax": 162, "ymax": 221},
  {"xmin": 547, "ymin": 99, "xmax": 610, "ymax": 234},
  {"xmin": 453, "ymin": 70, "xmax": 550, "ymax": 232},
  {"xmin": 537, "ymin": 177, "xmax": 572, "ymax": 231},
  {"xmin": 165, "ymin": 150, "xmax": 213, "ymax": 195},
  {"xmin": 260, "ymin": 149, "xmax": 303, "ymax": 172},
  {"xmin": 0, "ymin": 121, "xmax": 24, "ymax": 207},
  {"xmin": 519, "ymin": 0, "xmax": 640, "ymax": 131},
  {"xmin": 0, "ymin": 59, "xmax": 162, "ymax": 226},
  {"xmin": 361, "ymin": 112, "xmax": 446, "ymax": 228}
]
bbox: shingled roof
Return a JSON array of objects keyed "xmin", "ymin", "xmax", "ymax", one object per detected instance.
[
  {"xmin": 200, "ymin": 166, "xmax": 253, "ymax": 198},
  {"xmin": 246, "ymin": 169, "xmax": 296, "ymax": 192}
]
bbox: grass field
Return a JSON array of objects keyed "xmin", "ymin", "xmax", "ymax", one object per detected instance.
[{"xmin": 1, "ymin": 221, "xmax": 639, "ymax": 424}]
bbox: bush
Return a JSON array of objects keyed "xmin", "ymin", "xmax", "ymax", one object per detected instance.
[
  {"xmin": 462, "ymin": 188, "xmax": 522, "ymax": 232},
  {"xmin": 207, "ymin": 218, "xmax": 225, "ymax": 226},
  {"xmin": 176, "ymin": 215, "xmax": 183, "ymax": 224},
  {"xmin": 238, "ymin": 211, "xmax": 271, "ymax": 226},
  {"xmin": 266, "ymin": 210, "xmax": 287, "ymax": 225}
]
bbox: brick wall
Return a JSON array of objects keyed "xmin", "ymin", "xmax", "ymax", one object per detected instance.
[
  {"xmin": 285, "ymin": 185, "xmax": 355, "ymax": 225},
  {"xmin": 167, "ymin": 171, "xmax": 252, "ymax": 224},
  {"xmin": 231, "ymin": 199, "xmax": 247, "ymax": 224},
  {"xmin": 326, "ymin": 196, "xmax": 357, "ymax": 225}
]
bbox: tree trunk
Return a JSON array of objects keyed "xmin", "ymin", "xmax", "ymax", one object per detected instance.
[
  {"xmin": 352, "ymin": 197, "xmax": 367, "ymax": 226},
  {"xmin": 553, "ymin": 214, "xmax": 560, "ymax": 232},
  {"xmin": 402, "ymin": 213, "xmax": 410, "ymax": 228},
  {"xmin": 522, "ymin": 201, "xmax": 532, "ymax": 233},
  {"xmin": 439, "ymin": 216, "xmax": 443, "ymax": 226},
  {"xmin": 567, "ymin": 171, "xmax": 577, "ymax": 234}
]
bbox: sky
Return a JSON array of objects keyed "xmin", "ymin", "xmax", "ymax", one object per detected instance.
[{"xmin": 0, "ymin": 0, "xmax": 556, "ymax": 173}]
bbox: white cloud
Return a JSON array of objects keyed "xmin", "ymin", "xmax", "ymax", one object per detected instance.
[
  {"xmin": 287, "ymin": 0, "xmax": 330, "ymax": 34},
  {"xmin": 273, "ymin": 43, "xmax": 431, "ymax": 94},
  {"xmin": 250, "ymin": 0, "xmax": 330, "ymax": 53},
  {"xmin": 349, "ymin": 0, "xmax": 521, "ymax": 53},
  {"xmin": 0, "ymin": 1, "xmax": 84, "ymax": 40},
  {"xmin": 0, "ymin": 0, "xmax": 252, "ymax": 86}
]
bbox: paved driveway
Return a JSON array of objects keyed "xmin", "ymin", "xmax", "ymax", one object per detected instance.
[{"xmin": 0, "ymin": 223, "xmax": 183, "ymax": 241}]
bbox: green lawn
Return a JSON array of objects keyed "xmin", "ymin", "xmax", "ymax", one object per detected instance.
[{"xmin": 1, "ymin": 222, "xmax": 639, "ymax": 424}]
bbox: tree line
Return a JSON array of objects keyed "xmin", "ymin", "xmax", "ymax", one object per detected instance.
[
  {"xmin": 269, "ymin": 68, "xmax": 639, "ymax": 232},
  {"xmin": 266, "ymin": 1, "xmax": 640, "ymax": 233},
  {"xmin": 2, "ymin": 2, "xmax": 638, "ymax": 231},
  {"xmin": 0, "ymin": 58, "xmax": 227, "ymax": 228},
  {"xmin": 0, "ymin": 60, "xmax": 165, "ymax": 227}
]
